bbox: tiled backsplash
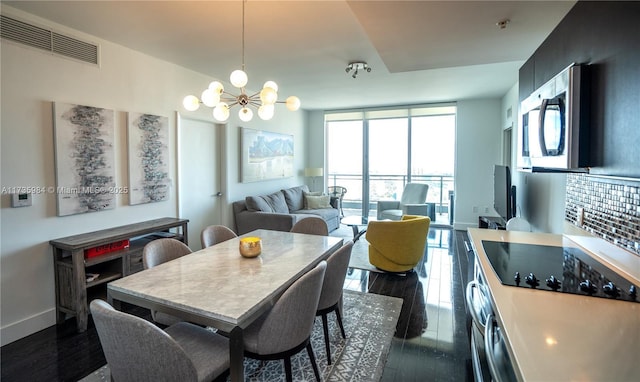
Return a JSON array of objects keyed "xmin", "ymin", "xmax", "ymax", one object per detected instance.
[{"xmin": 566, "ymin": 174, "xmax": 640, "ymax": 255}]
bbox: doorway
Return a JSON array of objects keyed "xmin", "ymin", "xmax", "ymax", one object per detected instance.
[{"xmin": 177, "ymin": 114, "xmax": 223, "ymax": 250}]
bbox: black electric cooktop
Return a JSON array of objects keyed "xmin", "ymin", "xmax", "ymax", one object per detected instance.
[{"xmin": 481, "ymin": 240, "xmax": 638, "ymax": 303}]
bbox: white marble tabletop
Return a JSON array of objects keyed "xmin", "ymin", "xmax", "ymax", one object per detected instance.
[
  {"xmin": 107, "ymin": 229, "xmax": 343, "ymax": 382},
  {"xmin": 467, "ymin": 228, "xmax": 640, "ymax": 382}
]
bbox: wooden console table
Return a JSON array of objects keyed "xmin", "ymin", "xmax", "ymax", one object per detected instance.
[{"xmin": 50, "ymin": 217, "xmax": 189, "ymax": 332}]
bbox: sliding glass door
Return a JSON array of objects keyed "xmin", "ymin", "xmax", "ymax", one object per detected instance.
[
  {"xmin": 368, "ymin": 118, "xmax": 408, "ymax": 211},
  {"xmin": 326, "ymin": 105, "xmax": 456, "ymax": 224},
  {"xmin": 326, "ymin": 119, "xmax": 363, "ymax": 215}
]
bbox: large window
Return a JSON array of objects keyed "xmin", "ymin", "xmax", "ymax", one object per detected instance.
[{"xmin": 326, "ymin": 105, "xmax": 456, "ymax": 225}]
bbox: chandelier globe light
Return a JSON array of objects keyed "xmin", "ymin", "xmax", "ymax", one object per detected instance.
[{"xmin": 182, "ymin": 1, "xmax": 300, "ymax": 122}]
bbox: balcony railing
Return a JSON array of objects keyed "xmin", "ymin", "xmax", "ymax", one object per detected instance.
[{"xmin": 327, "ymin": 173, "xmax": 454, "ymax": 224}]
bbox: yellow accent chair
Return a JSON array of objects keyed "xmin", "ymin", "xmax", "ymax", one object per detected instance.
[{"xmin": 366, "ymin": 215, "xmax": 430, "ymax": 272}]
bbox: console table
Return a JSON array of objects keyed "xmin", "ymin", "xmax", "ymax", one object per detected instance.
[{"xmin": 50, "ymin": 217, "xmax": 189, "ymax": 332}]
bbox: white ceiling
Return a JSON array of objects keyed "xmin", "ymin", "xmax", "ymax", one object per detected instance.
[{"xmin": 4, "ymin": 1, "xmax": 576, "ymax": 110}]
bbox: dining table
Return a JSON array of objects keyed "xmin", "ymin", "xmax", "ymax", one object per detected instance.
[{"xmin": 107, "ymin": 229, "xmax": 343, "ymax": 382}]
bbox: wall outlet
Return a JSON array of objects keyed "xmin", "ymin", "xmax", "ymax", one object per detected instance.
[
  {"xmin": 472, "ymin": 206, "xmax": 479, "ymax": 213},
  {"xmin": 484, "ymin": 206, "xmax": 490, "ymax": 213}
]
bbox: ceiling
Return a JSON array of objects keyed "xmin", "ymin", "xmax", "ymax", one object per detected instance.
[{"xmin": 4, "ymin": 1, "xmax": 576, "ymax": 111}]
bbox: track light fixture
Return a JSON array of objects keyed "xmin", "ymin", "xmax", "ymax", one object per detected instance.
[
  {"xmin": 345, "ymin": 61, "xmax": 371, "ymax": 79},
  {"xmin": 496, "ymin": 18, "xmax": 510, "ymax": 29}
]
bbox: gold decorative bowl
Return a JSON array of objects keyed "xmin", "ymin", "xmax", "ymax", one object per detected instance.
[{"xmin": 239, "ymin": 237, "xmax": 262, "ymax": 258}]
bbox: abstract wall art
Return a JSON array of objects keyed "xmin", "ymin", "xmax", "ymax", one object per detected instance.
[
  {"xmin": 53, "ymin": 102, "xmax": 116, "ymax": 216},
  {"xmin": 241, "ymin": 127, "xmax": 294, "ymax": 182},
  {"xmin": 127, "ymin": 112, "xmax": 170, "ymax": 205}
]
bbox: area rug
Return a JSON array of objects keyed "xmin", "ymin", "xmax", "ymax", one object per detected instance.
[{"xmin": 79, "ymin": 290, "xmax": 402, "ymax": 382}]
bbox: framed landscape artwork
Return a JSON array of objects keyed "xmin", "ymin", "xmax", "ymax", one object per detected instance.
[
  {"xmin": 241, "ymin": 127, "xmax": 294, "ymax": 182},
  {"xmin": 127, "ymin": 112, "xmax": 170, "ymax": 205},
  {"xmin": 53, "ymin": 102, "xmax": 116, "ymax": 216}
]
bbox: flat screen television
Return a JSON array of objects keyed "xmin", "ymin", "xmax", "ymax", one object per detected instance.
[{"xmin": 493, "ymin": 164, "xmax": 516, "ymax": 223}]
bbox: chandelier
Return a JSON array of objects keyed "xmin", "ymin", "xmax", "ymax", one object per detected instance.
[{"xmin": 182, "ymin": 0, "xmax": 300, "ymax": 122}]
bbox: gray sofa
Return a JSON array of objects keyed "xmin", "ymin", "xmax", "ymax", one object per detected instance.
[{"xmin": 232, "ymin": 185, "xmax": 340, "ymax": 235}]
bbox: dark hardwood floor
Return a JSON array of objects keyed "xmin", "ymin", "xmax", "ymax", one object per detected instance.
[
  {"xmin": 1, "ymin": 228, "xmax": 473, "ymax": 382},
  {"xmin": 343, "ymin": 227, "xmax": 473, "ymax": 382}
]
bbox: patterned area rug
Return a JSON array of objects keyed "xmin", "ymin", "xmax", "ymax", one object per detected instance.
[{"xmin": 79, "ymin": 290, "xmax": 402, "ymax": 382}]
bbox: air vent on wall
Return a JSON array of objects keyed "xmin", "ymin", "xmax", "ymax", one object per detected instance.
[{"xmin": 1, "ymin": 15, "xmax": 98, "ymax": 65}]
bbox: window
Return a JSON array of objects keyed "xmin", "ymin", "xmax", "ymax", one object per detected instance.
[{"xmin": 326, "ymin": 104, "xmax": 456, "ymax": 224}]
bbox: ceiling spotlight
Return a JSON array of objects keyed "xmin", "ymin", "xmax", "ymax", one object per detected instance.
[
  {"xmin": 346, "ymin": 61, "xmax": 371, "ymax": 79},
  {"xmin": 496, "ymin": 18, "xmax": 510, "ymax": 29}
]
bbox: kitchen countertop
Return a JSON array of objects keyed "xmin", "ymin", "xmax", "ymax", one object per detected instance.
[{"xmin": 467, "ymin": 228, "xmax": 640, "ymax": 382}]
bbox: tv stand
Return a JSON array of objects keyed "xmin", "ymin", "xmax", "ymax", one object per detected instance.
[{"xmin": 478, "ymin": 215, "xmax": 506, "ymax": 230}]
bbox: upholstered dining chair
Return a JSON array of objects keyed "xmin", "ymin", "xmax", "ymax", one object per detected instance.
[
  {"xmin": 90, "ymin": 299, "xmax": 230, "ymax": 382},
  {"xmin": 377, "ymin": 183, "xmax": 429, "ymax": 221},
  {"xmin": 316, "ymin": 240, "xmax": 353, "ymax": 365},
  {"xmin": 328, "ymin": 186, "xmax": 347, "ymax": 216},
  {"xmin": 290, "ymin": 216, "xmax": 329, "ymax": 236},
  {"xmin": 142, "ymin": 238, "xmax": 192, "ymax": 326},
  {"xmin": 200, "ymin": 225, "xmax": 237, "ymax": 248},
  {"xmin": 366, "ymin": 215, "xmax": 431, "ymax": 272},
  {"xmin": 243, "ymin": 261, "xmax": 327, "ymax": 382}
]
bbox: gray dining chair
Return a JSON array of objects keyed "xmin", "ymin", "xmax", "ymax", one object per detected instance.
[
  {"xmin": 201, "ymin": 225, "xmax": 237, "ymax": 248},
  {"xmin": 290, "ymin": 216, "xmax": 329, "ymax": 236},
  {"xmin": 90, "ymin": 299, "xmax": 230, "ymax": 382},
  {"xmin": 142, "ymin": 238, "xmax": 192, "ymax": 326},
  {"xmin": 243, "ymin": 261, "xmax": 327, "ymax": 382},
  {"xmin": 316, "ymin": 240, "xmax": 353, "ymax": 364}
]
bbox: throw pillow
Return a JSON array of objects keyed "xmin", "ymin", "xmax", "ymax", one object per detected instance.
[
  {"xmin": 261, "ymin": 191, "xmax": 289, "ymax": 213},
  {"xmin": 245, "ymin": 196, "xmax": 273, "ymax": 212},
  {"xmin": 306, "ymin": 195, "xmax": 331, "ymax": 210},
  {"xmin": 303, "ymin": 191, "xmax": 322, "ymax": 209},
  {"xmin": 282, "ymin": 185, "xmax": 309, "ymax": 212}
]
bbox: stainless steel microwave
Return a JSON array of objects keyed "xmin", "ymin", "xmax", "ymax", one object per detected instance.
[{"xmin": 517, "ymin": 64, "xmax": 590, "ymax": 172}]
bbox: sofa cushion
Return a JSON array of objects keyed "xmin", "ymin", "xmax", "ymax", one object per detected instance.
[
  {"xmin": 262, "ymin": 191, "xmax": 289, "ymax": 213},
  {"xmin": 305, "ymin": 195, "xmax": 331, "ymax": 209},
  {"xmin": 245, "ymin": 196, "xmax": 273, "ymax": 212},
  {"xmin": 281, "ymin": 185, "xmax": 309, "ymax": 212},
  {"xmin": 293, "ymin": 207, "xmax": 339, "ymax": 223},
  {"xmin": 303, "ymin": 191, "xmax": 322, "ymax": 209}
]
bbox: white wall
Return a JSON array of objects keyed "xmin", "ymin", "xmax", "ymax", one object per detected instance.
[
  {"xmin": 306, "ymin": 111, "xmax": 326, "ymax": 191},
  {"xmin": 0, "ymin": 7, "xmax": 307, "ymax": 345},
  {"xmin": 453, "ymin": 99, "xmax": 503, "ymax": 229}
]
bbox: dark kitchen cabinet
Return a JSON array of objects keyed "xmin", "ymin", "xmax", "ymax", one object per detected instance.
[{"xmin": 519, "ymin": 1, "xmax": 640, "ymax": 178}]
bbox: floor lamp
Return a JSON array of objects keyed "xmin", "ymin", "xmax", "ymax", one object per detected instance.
[{"xmin": 304, "ymin": 168, "xmax": 323, "ymax": 192}]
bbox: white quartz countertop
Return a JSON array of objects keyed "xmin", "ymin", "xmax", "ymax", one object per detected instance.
[{"xmin": 467, "ymin": 228, "xmax": 640, "ymax": 382}]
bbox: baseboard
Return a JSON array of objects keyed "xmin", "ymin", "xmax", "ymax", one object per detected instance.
[{"xmin": 1, "ymin": 308, "xmax": 56, "ymax": 346}]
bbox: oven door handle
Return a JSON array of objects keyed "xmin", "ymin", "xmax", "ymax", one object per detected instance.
[
  {"xmin": 484, "ymin": 313, "xmax": 518, "ymax": 382},
  {"xmin": 466, "ymin": 280, "xmax": 488, "ymax": 333}
]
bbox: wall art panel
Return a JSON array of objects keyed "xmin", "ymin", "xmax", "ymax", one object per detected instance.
[
  {"xmin": 127, "ymin": 112, "xmax": 170, "ymax": 205},
  {"xmin": 53, "ymin": 102, "xmax": 116, "ymax": 216},
  {"xmin": 241, "ymin": 127, "xmax": 294, "ymax": 183}
]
